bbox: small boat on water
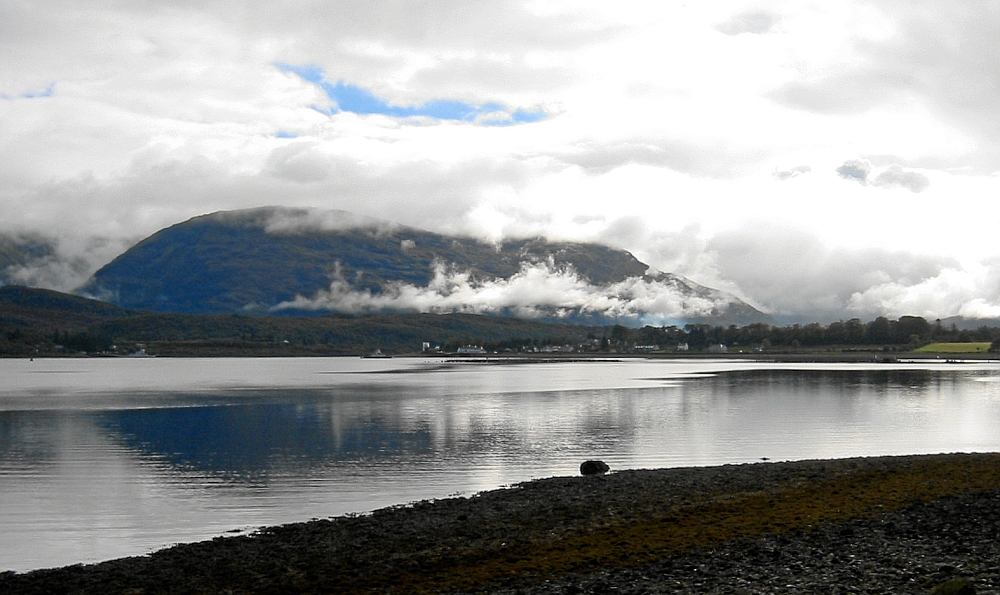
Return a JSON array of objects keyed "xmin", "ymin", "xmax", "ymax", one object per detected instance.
[{"xmin": 362, "ymin": 349, "xmax": 391, "ymax": 359}]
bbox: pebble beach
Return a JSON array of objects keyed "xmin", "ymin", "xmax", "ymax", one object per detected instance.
[{"xmin": 2, "ymin": 452, "xmax": 999, "ymax": 594}]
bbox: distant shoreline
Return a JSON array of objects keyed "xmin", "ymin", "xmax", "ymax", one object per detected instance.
[
  {"xmin": 7, "ymin": 350, "xmax": 999, "ymax": 363},
  {"xmin": 440, "ymin": 351, "xmax": 1000, "ymax": 363}
]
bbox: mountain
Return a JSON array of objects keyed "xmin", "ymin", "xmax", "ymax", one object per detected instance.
[
  {"xmin": 0, "ymin": 285, "xmax": 139, "ymax": 355},
  {"xmin": 937, "ymin": 315, "xmax": 1000, "ymax": 331},
  {"xmin": 80, "ymin": 207, "xmax": 767, "ymax": 325},
  {"xmin": 0, "ymin": 284, "xmax": 132, "ymax": 332}
]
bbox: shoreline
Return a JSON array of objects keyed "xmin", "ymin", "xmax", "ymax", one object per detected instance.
[
  {"xmin": 4, "ymin": 452, "xmax": 1000, "ymax": 594},
  {"xmin": 7, "ymin": 351, "xmax": 1000, "ymax": 363}
]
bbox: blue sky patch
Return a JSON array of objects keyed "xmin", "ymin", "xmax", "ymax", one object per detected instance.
[
  {"xmin": 1, "ymin": 83, "xmax": 54, "ymax": 101},
  {"xmin": 274, "ymin": 130, "xmax": 299, "ymax": 138},
  {"xmin": 277, "ymin": 63, "xmax": 544, "ymax": 126}
]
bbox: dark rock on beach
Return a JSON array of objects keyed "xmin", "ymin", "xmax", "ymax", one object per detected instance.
[
  {"xmin": 580, "ymin": 460, "xmax": 610, "ymax": 475},
  {"xmin": 3, "ymin": 452, "xmax": 1000, "ymax": 594}
]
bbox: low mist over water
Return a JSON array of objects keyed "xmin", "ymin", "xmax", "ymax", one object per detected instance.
[{"xmin": 2, "ymin": 357, "xmax": 999, "ymax": 572}]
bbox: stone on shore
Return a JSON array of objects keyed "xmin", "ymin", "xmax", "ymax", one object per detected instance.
[{"xmin": 580, "ymin": 460, "xmax": 610, "ymax": 475}]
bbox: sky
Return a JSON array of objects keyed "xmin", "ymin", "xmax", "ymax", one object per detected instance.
[{"xmin": 2, "ymin": 0, "xmax": 999, "ymax": 323}]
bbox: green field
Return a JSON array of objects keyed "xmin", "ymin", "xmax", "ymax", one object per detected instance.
[{"xmin": 913, "ymin": 342, "xmax": 992, "ymax": 354}]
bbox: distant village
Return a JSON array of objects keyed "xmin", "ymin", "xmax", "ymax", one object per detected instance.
[
  {"xmin": 425, "ymin": 315, "xmax": 1000, "ymax": 357},
  {"xmin": 426, "ymin": 340, "xmax": 735, "ymax": 356}
]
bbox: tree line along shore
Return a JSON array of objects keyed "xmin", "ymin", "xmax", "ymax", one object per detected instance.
[
  {"xmin": 1, "ymin": 283, "xmax": 999, "ymax": 358},
  {"xmin": 4, "ymin": 311, "xmax": 999, "ymax": 358}
]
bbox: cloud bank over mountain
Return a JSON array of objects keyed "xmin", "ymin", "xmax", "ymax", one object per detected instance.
[
  {"xmin": 2, "ymin": 1, "xmax": 999, "ymax": 323},
  {"xmin": 273, "ymin": 260, "xmax": 737, "ymax": 325}
]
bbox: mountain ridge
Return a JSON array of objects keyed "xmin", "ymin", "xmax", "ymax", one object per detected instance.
[{"xmin": 79, "ymin": 206, "xmax": 766, "ymax": 326}]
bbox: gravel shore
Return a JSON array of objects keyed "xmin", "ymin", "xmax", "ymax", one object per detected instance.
[{"xmin": 3, "ymin": 453, "xmax": 999, "ymax": 594}]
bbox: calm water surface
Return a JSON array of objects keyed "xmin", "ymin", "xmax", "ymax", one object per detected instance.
[{"xmin": 2, "ymin": 356, "xmax": 999, "ymax": 571}]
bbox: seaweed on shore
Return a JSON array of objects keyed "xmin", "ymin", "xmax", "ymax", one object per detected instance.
[{"xmin": 3, "ymin": 453, "xmax": 1000, "ymax": 594}]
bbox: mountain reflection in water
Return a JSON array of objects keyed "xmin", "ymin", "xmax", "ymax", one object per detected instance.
[
  {"xmin": 1, "ymin": 357, "xmax": 998, "ymax": 572},
  {"xmin": 99, "ymin": 401, "xmax": 434, "ymax": 481},
  {"xmin": 701, "ymin": 368, "xmax": 955, "ymax": 399}
]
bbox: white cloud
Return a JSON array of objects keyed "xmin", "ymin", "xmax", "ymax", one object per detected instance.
[
  {"xmin": 959, "ymin": 299, "xmax": 1000, "ymax": 320},
  {"xmin": 716, "ymin": 9, "xmax": 782, "ymax": 36},
  {"xmin": 2, "ymin": 234, "xmax": 134, "ymax": 293},
  {"xmin": 835, "ymin": 159, "xmax": 929, "ymax": 192},
  {"xmin": 618, "ymin": 222, "xmax": 1000, "ymax": 323},
  {"xmin": 770, "ymin": 1, "xmax": 1000, "ymax": 170},
  {"xmin": 773, "ymin": 165, "xmax": 811, "ymax": 180},
  {"xmin": 872, "ymin": 164, "xmax": 930, "ymax": 193},
  {"xmin": 273, "ymin": 260, "xmax": 735, "ymax": 324},
  {"xmin": 846, "ymin": 261, "xmax": 1000, "ymax": 321},
  {"xmin": 1, "ymin": 1, "xmax": 1000, "ymax": 322}
]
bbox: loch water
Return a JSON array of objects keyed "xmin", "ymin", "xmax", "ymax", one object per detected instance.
[{"xmin": 2, "ymin": 356, "xmax": 999, "ymax": 572}]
